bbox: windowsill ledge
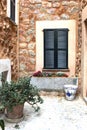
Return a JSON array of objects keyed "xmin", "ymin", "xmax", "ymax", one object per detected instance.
[{"xmin": 42, "ymin": 69, "xmax": 70, "ymax": 72}]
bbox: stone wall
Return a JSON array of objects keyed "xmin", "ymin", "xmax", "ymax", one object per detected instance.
[
  {"xmin": 19, "ymin": 0, "xmax": 80, "ymax": 76},
  {"xmin": 0, "ymin": 0, "xmax": 18, "ymax": 80},
  {"xmin": 75, "ymin": 0, "xmax": 87, "ymax": 78}
]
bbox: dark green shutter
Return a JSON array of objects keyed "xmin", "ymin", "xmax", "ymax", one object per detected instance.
[
  {"xmin": 44, "ymin": 30, "xmax": 55, "ymax": 68},
  {"xmin": 44, "ymin": 29, "xmax": 68, "ymax": 69},
  {"xmin": 57, "ymin": 30, "xmax": 68, "ymax": 69}
]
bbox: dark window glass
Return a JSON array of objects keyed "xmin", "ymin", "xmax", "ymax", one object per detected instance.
[
  {"xmin": 44, "ymin": 29, "xmax": 68, "ymax": 69},
  {"xmin": 10, "ymin": 0, "xmax": 15, "ymax": 22}
]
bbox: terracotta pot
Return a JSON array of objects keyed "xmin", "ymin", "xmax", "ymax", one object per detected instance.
[{"xmin": 5, "ymin": 104, "xmax": 24, "ymax": 123}]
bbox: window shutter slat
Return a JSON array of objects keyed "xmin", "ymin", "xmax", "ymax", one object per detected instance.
[
  {"xmin": 45, "ymin": 51, "xmax": 54, "ymax": 68},
  {"xmin": 57, "ymin": 31, "xmax": 67, "ymax": 49},
  {"xmin": 44, "ymin": 31, "xmax": 54, "ymax": 49},
  {"xmin": 57, "ymin": 51, "xmax": 67, "ymax": 68}
]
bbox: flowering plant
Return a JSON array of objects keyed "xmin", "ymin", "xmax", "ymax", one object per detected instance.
[{"xmin": 33, "ymin": 71, "xmax": 68, "ymax": 77}]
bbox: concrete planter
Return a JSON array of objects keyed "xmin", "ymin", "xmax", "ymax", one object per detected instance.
[{"xmin": 31, "ymin": 77, "xmax": 78, "ymax": 91}]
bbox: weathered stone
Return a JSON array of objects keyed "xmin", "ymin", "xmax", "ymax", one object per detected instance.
[
  {"xmin": 30, "ymin": 19, "xmax": 35, "ymax": 25},
  {"xmin": 20, "ymin": 63, "xmax": 26, "ymax": 71},
  {"xmin": 62, "ymin": 1, "xmax": 69, "ymax": 6},
  {"xmin": 20, "ymin": 8, "xmax": 29, "ymax": 14},
  {"xmin": 26, "ymin": 29, "xmax": 35, "ymax": 35},
  {"xmin": 22, "ymin": 19, "xmax": 29, "ymax": 24},
  {"xmin": 69, "ymin": 7, "xmax": 79, "ymax": 14},
  {"xmin": 19, "ymin": 49, "xmax": 28, "ymax": 54},
  {"xmin": 28, "ymin": 43, "xmax": 35, "ymax": 49},
  {"xmin": 19, "ymin": 43, "xmax": 27, "ymax": 49},
  {"xmin": 47, "ymin": 8, "xmax": 56, "ymax": 14},
  {"xmin": 69, "ymin": 1, "xmax": 79, "ymax": 6},
  {"xmin": 34, "ymin": 10, "xmax": 40, "ymax": 14},
  {"xmin": 60, "ymin": 14, "xmax": 70, "ymax": 19},
  {"xmin": 42, "ymin": 2, "xmax": 52, "ymax": 8},
  {"xmin": 52, "ymin": 15, "xmax": 60, "ymax": 20},
  {"xmin": 26, "ymin": 36, "xmax": 31, "ymax": 43},
  {"xmin": 28, "ymin": 50, "xmax": 36, "ymax": 57},
  {"xmin": 29, "ymin": 58, "xmax": 35, "ymax": 64},
  {"xmin": 38, "ymin": 13, "xmax": 45, "ymax": 19},
  {"xmin": 53, "ymin": 2, "xmax": 60, "ymax": 7},
  {"xmin": 19, "ymin": 36, "xmax": 26, "ymax": 42},
  {"xmin": 35, "ymin": 4, "xmax": 42, "ymax": 8},
  {"xmin": 29, "ymin": 0, "xmax": 42, "ymax": 3}
]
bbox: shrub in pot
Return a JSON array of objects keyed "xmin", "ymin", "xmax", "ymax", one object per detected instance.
[{"xmin": 0, "ymin": 76, "xmax": 43, "ymax": 122}]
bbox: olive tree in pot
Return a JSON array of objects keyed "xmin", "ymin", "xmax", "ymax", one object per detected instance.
[{"xmin": 0, "ymin": 77, "xmax": 43, "ymax": 123}]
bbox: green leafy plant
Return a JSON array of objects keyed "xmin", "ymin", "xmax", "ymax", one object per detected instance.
[
  {"xmin": 56, "ymin": 72, "xmax": 68, "ymax": 77},
  {"xmin": 33, "ymin": 71, "xmax": 68, "ymax": 77},
  {"xmin": 0, "ymin": 76, "xmax": 43, "ymax": 112}
]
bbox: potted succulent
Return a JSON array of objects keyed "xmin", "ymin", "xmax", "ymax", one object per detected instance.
[{"xmin": 0, "ymin": 76, "xmax": 43, "ymax": 123}]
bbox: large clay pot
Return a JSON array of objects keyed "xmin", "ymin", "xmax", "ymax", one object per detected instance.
[{"xmin": 5, "ymin": 104, "xmax": 24, "ymax": 123}]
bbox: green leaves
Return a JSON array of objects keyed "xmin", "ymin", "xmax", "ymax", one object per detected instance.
[{"xmin": 0, "ymin": 76, "xmax": 43, "ymax": 111}]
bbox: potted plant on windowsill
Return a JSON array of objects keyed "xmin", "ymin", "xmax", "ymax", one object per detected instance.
[
  {"xmin": 31, "ymin": 71, "xmax": 78, "ymax": 92},
  {"xmin": 0, "ymin": 76, "xmax": 43, "ymax": 123},
  {"xmin": 32, "ymin": 71, "xmax": 68, "ymax": 77}
]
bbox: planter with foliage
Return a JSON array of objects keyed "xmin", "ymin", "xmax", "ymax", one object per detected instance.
[
  {"xmin": 33, "ymin": 71, "xmax": 68, "ymax": 77},
  {"xmin": 0, "ymin": 77, "xmax": 43, "ymax": 123},
  {"xmin": 31, "ymin": 71, "xmax": 78, "ymax": 91}
]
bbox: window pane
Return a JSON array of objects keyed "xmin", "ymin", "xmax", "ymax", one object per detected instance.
[
  {"xmin": 10, "ymin": 0, "xmax": 15, "ymax": 22},
  {"xmin": 45, "ymin": 51, "xmax": 54, "ymax": 68},
  {"xmin": 44, "ymin": 31, "xmax": 54, "ymax": 49},
  {"xmin": 57, "ymin": 51, "xmax": 67, "ymax": 68},
  {"xmin": 57, "ymin": 31, "xmax": 67, "ymax": 49}
]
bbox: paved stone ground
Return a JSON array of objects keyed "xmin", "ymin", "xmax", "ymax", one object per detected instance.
[{"xmin": 1, "ymin": 96, "xmax": 87, "ymax": 130}]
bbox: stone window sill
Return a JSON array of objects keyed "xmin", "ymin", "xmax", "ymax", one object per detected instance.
[{"xmin": 42, "ymin": 69, "xmax": 70, "ymax": 72}]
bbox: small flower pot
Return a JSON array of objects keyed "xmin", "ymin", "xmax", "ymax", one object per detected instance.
[{"xmin": 64, "ymin": 85, "xmax": 78, "ymax": 101}]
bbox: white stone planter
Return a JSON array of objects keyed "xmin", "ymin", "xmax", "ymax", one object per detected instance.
[
  {"xmin": 64, "ymin": 84, "xmax": 78, "ymax": 100},
  {"xmin": 31, "ymin": 77, "xmax": 78, "ymax": 91}
]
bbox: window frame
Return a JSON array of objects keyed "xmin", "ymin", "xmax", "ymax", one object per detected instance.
[
  {"xmin": 43, "ymin": 28, "xmax": 69, "ymax": 69},
  {"xmin": 7, "ymin": 0, "xmax": 18, "ymax": 24}
]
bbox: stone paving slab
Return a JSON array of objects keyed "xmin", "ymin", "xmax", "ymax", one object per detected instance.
[{"xmin": 1, "ymin": 96, "xmax": 87, "ymax": 130}]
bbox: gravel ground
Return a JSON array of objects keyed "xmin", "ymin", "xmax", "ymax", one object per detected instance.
[{"xmin": 1, "ymin": 96, "xmax": 87, "ymax": 130}]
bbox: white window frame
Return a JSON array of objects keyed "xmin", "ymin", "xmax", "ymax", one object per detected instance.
[{"xmin": 7, "ymin": 0, "xmax": 18, "ymax": 24}]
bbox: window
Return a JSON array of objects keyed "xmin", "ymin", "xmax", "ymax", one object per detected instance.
[
  {"xmin": 7, "ymin": 0, "xmax": 18, "ymax": 24},
  {"xmin": 36, "ymin": 20, "xmax": 76, "ymax": 76},
  {"xmin": 43, "ymin": 29, "xmax": 68, "ymax": 69},
  {"xmin": 10, "ymin": 0, "xmax": 15, "ymax": 22}
]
